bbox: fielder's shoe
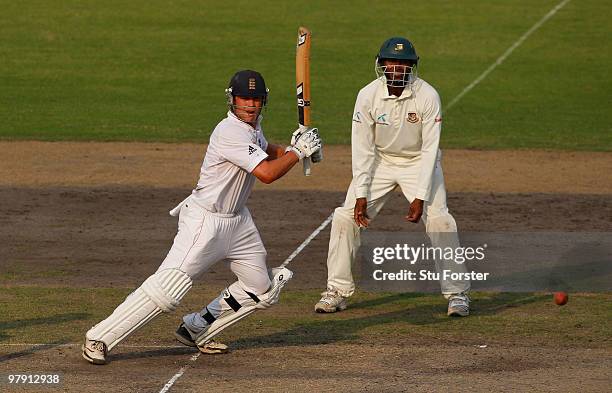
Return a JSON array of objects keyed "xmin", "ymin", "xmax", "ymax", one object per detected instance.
[
  {"xmin": 314, "ymin": 288, "xmax": 348, "ymax": 313},
  {"xmin": 447, "ymin": 293, "xmax": 470, "ymax": 317},
  {"xmin": 174, "ymin": 323, "xmax": 197, "ymax": 347},
  {"xmin": 82, "ymin": 338, "xmax": 107, "ymax": 365}
]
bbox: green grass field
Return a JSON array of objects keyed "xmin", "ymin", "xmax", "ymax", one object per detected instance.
[
  {"xmin": 1, "ymin": 287, "xmax": 610, "ymax": 348},
  {"xmin": 1, "ymin": 0, "xmax": 610, "ymax": 149}
]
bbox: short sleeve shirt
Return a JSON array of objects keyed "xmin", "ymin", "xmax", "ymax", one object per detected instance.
[{"xmin": 191, "ymin": 111, "xmax": 268, "ymax": 214}]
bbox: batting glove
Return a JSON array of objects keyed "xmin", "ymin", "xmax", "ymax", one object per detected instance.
[
  {"xmin": 288, "ymin": 127, "xmax": 321, "ymax": 160},
  {"xmin": 310, "ymin": 146, "xmax": 323, "ymax": 163}
]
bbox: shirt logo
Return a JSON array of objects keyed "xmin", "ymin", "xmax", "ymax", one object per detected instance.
[
  {"xmin": 352, "ymin": 111, "xmax": 361, "ymax": 123},
  {"xmin": 406, "ymin": 112, "xmax": 419, "ymax": 123},
  {"xmin": 435, "ymin": 117, "xmax": 442, "ymax": 123},
  {"xmin": 376, "ymin": 113, "xmax": 389, "ymax": 125},
  {"xmin": 248, "ymin": 145, "xmax": 257, "ymax": 155}
]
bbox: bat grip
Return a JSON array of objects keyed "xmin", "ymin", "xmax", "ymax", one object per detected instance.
[{"xmin": 303, "ymin": 157, "xmax": 312, "ymax": 176}]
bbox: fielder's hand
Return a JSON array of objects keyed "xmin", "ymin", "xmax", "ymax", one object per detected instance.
[
  {"xmin": 354, "ymin": 197, "xmax": 370, "ymax": 228},
  {"xmin": 289, "ymin": 127, "xmax": 322, "ymax": 160},
  {"xmin": 405, "ymin": 198, "xmax": 424, "ymax": 223}
]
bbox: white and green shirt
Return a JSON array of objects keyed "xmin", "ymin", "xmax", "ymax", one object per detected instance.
[{"xmin": 351, "ymin": 77, "xmax": 443, "ymax": 201}]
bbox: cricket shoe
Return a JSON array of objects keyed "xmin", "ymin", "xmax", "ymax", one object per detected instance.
[
  {"xmin": 197, "ymin": 340, "xmax": 229, "ymax": 355},
  {"xmin": 314, "ymin": 288, "xmax": 348, "ymax": 313},
  {"xmin": 82, "ymin": 338, "xmax": 107, "ymax": 365},
  {"xmin": 174, "ymin": 323, "xmax": 197, "ymax": 347},
  {"xmin": 447, "ymin": 293, "xmax": 470, "ymax": 317},
  {"xmin": 176, "ymin": 323, "xmax": 229, "ymax": 354}
]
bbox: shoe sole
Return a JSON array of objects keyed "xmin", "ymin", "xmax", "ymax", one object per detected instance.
[
  {"xmin": 448, "ymin": 310, "xmax": 469, "ymax": 317},
  {"xmin": 174, "ymin": 331, "xmax": 197, "ymax": 348},
  {"xmin": 81, "ymin": 345, "xmax": 106, "ymax": 365},
  {"xmin": 197, "ymin": 342, "xmax": 229, "ymax": 354}
]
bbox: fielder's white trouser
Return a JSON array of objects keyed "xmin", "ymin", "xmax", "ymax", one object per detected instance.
[
  {"xmin": 326, "ymin": 156, "xmax": 470, "ymax": 297},
  {"xmin": 86, "ymin": 197, "xmax": 270, "ymax": 351}
]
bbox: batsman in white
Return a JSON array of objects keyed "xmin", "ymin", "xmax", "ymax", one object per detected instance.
[
  {"xmin": 82, "ymin": 70, "xmax": 322, "ymax": 365},
  {"xmin": 315, "ymin": 37, "xmax": 471, "ymax": 317}
]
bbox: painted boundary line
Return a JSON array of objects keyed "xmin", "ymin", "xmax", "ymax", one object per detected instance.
[{"xmin": 445, "ymin": 0, "xmax": 571, "ymax": 111}]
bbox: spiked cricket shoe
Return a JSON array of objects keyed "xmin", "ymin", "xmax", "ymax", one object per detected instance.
[
  {"xmin": 82, "ymin": 338, "xmax": 107, "ymax": 365},
  {"xmin": 315, "ymin": 289, "xmax": 348, "ymax": 313},
  {"xmin": 175, "ymin": 323, "xmax": 197, "ymax": 347},
  {"xmin": 447, "ymin": 293, "xmax": 470, "ymax": 317},
  {"xmin": 197, "ymin": 340, "xmax": 229, "ymax": 354}
]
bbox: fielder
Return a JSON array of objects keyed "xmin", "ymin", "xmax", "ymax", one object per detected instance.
[
  {"xmin": 314, "ymin": 37, "xmax": 471, "ymax": 316},
  {"xmin": 82, "ymin": 70, "xmax": 322, "ymax": 364}
]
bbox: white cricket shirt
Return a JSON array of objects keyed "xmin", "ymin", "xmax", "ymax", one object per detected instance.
[
  {"xmin": 351, "ymin": 77, "xmax": 443, "ymax": 201},
  {"xmin": 191, "ymin": 111, "xmax": 268, "ymax": 214}
]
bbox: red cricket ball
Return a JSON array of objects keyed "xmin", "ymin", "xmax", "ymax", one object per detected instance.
[{"xmin": 554, "ymin": 292, "xmax": 568, "ymax": 306}]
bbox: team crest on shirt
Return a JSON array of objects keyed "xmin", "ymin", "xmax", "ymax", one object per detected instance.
[{"xmin": 406, "ymin": 112, "xmax": 419, "ymax": 123}]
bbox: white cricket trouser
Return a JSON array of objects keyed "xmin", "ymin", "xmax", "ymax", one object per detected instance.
[
  {"xmin": 158, "ymin": 198, "xmax": 271, "ymax": 334},
  {"xmin": 86, "ymin": 197, "xmax": 270, "ymax": 350},
  {"xmin": 326, "ymin": 156, "xmax": 470, "ymax": 297},
  {"xmin": 159, "ymin": 199, "xmax": 268, "ymax": 287}
]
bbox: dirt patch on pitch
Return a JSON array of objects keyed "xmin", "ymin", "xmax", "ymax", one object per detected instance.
[
  {"xmin": 1, "ymin": 141, "xmax": 611, "ymax": 288},
  {"xmin": 1, "ymin": 187, "xmax": 611, "ymax": 288}
]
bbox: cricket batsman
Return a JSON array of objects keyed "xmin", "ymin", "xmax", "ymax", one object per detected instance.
[{"xmin": 82, "ymin": 70, "xmax": 322, "ymax": 364}]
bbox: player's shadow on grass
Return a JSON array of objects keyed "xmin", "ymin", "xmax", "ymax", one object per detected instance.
[
  {"xmin": 0, "ymin": 312, "xmax": 89, "ymax": 363},
  {"xmin": 0, "ymin": 312, "xmax": 90, "ymax": 341},
  {"xmin": 104, "ymin": 293, "xmax": 547, "ymax": 361},
  {"xmin": 232, "ymin": 292, "xmax": 548, "ymax": 349},
  {"xmin": 0, "ymin": 340, "xmax": 71, "ymax": 363}
]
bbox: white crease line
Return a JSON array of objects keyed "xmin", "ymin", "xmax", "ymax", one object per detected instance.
[
  {"xmin": 157, "ymin": 212, "xmax": 335, "ymax": 392},
  {"xmin": 445, "ymin": 0, "xmax": 571, "ymax": 111},
  {"xmin": 280, "ymin": 212, "xmax": 334, "ymax": 268},
  {"xmin": 159, "ymin": 353, "xmax": 200, "ymax": 393}
]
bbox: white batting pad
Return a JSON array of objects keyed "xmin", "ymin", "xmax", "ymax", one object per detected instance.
[
  {"xmin": 87, "ymin": 268, "xmax": 192, "ymax": 351},
  {"xmin": 195, "ymin": 267, "xmax": 292, "ymax": 347}
]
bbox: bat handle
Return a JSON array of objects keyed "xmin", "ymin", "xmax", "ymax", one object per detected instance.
[{"xmin": 303, "ymin": 157, "xmax": 312, "ymax": 176}]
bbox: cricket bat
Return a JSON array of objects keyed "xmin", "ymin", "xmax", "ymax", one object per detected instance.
[{"xmin": 296, "ymin": 26, "xmax": 312, "ymax": 176}]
